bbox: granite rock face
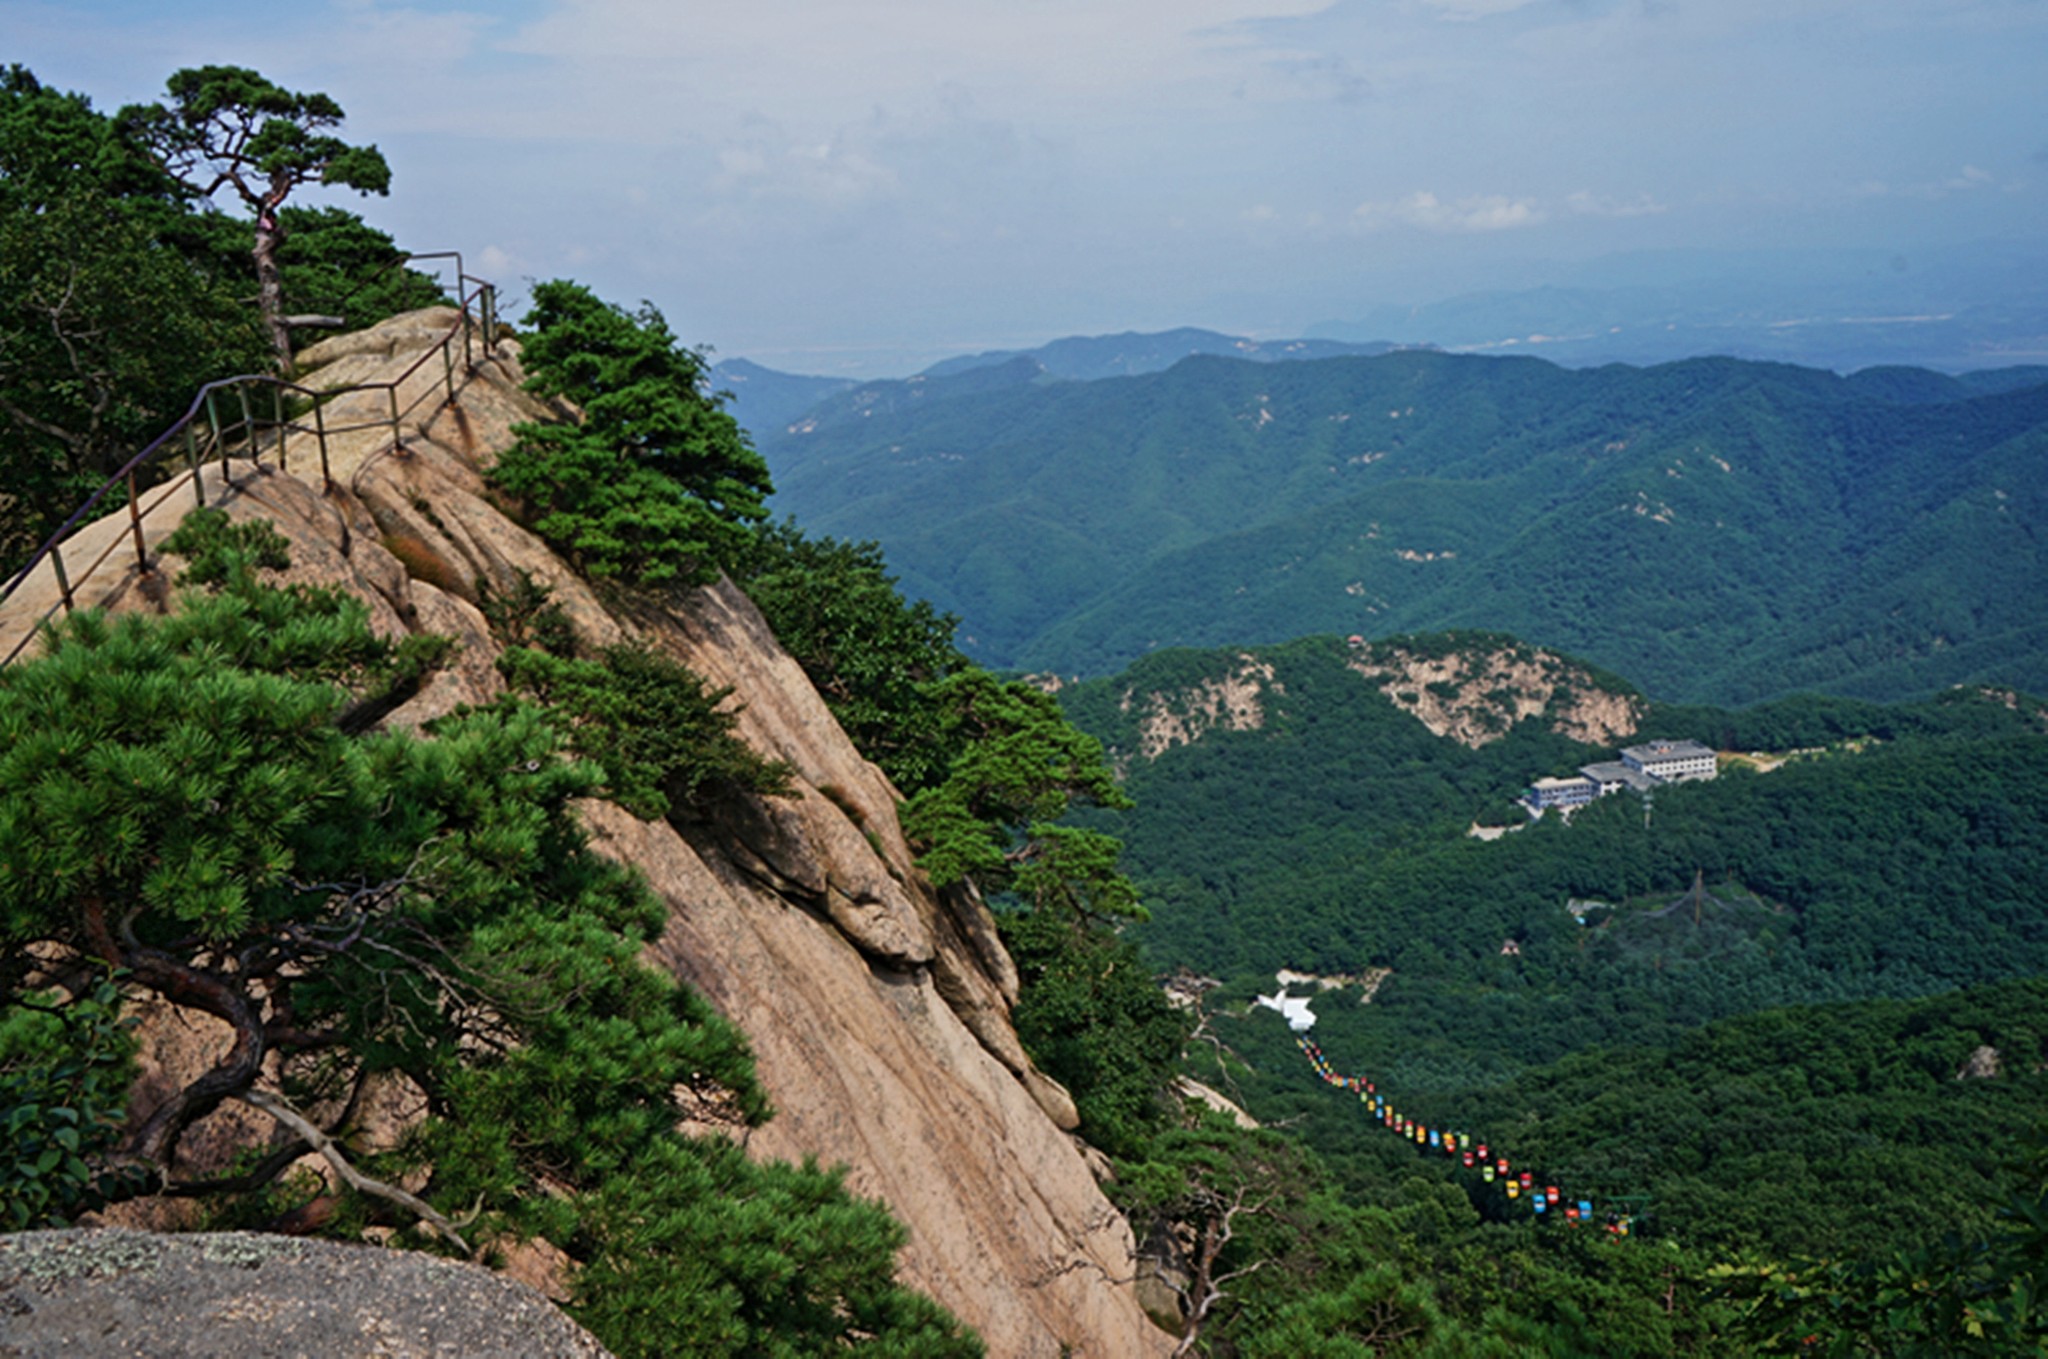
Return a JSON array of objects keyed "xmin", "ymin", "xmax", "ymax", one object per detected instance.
[
  {"xmin": 0, "ymin": 311, "xmax": 1169, "ymax": 1357},
  {"xmin": 0, "ymin": 1229, "xmax": 611, "ymax": 1358}
]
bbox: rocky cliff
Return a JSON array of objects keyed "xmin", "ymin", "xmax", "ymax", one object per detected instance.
[
  {"xmin": 0, "ymin": 310, "xmax": 1170, "ymax": 1357},
  {"xmin": 1344, "ymin": 636, "xmax": 1643, "ymax": 749}
]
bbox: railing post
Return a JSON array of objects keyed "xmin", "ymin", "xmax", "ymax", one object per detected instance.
[
  {"xmin": 237, "ymin": 383, "xmax": 255, "ymax": 453},
  {"xmin": 126, "ymin": 470, "xmax": 148, "ymax": 572},
  {"xmin": 274, "ymin": 385, "xmax": 287, "ymax": 472},
  {"xmin": 50, "ymin": 543, "xmax": 73, "ymax": 613},
  {"xmin": 389, "ymin": 384, "xmax": 402, "ymax": 451},
  {"xmin": 313, "ymin": 397, "xmax": 332, "ymax": 493},
  {"xmin": 442, "ymin": 338, "xmax": 456, "ymax": 406},
  {"xmin": 186, "ymin": 422, "xmax": 206, "ymax": 508},
  {"xmin": 204, "ymin": 391, "xmax": 226, "ymax": 494},
  {"xmin": 483, "ymin": 284, "xmax": 497, "ymax": 356}
]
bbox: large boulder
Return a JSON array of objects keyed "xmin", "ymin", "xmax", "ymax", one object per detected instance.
[{"xmin": 0, "ymin": 1229, "xmax": 609, "ymax": 1358}]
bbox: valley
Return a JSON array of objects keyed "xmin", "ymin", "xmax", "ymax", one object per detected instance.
[
  {"xmin": 1055, "ymin": 632, "xmax": 2048, "ymax": 1294},
  {"xmin": 752, "ymin": 348, "xmax": 2048, "ymax": 705},
  {"xmin": 743, "ymin": 328, "xmax": 2048, "ymax": 1344}
]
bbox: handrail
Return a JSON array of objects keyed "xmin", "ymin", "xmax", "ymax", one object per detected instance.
[{"xmin": 0, "ymin": 256, "xmax": 503, "ymax": 668}]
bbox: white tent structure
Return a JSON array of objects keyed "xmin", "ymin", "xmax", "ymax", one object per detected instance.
[{"xmin": 1254, "ymin": 988, "xmax": 1317, "ymax": 1032}]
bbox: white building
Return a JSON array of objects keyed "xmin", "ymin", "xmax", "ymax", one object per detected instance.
[
  {"xmin": 1526, "ymin": 775, "xmax": 1597, "ymax": 811},
  {"xmin": 1619, "ymin": 739, "xmax": 1718, "ymax": 783}
]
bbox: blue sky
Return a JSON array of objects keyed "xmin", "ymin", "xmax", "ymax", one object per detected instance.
[{"xmin": 9, "ymin": 0, "xmax": 2045, "ymax": 375}]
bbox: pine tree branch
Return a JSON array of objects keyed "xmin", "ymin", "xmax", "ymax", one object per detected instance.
[{"xmin": 234, "ymin": 1087, "xmax": 475, "ymax": 1257}]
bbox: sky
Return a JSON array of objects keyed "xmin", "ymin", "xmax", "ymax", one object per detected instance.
[{"xmin": 8, "ymin": 0, "xmax": 2047, "ymax": 376}]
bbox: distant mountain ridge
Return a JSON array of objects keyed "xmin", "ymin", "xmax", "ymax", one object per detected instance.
[
  {"xmin": 921, "ymin": 327, "xmax": 1404, "ymax": 381},
  {"xmin": 712, "ymin": 326, "xmax": 1406, "ymax": 444},
  {"xmin": 708, "ymin": 357, "xmax": 858, "ymax": 447},
  {"xmin": 756, "ymin": 347, "xmax": 2048, "ymax": 705}
]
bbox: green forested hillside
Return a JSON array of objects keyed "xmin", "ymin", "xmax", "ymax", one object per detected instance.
[
  {"xmin": 760, "ymin": 349, "xmax": 2048, "ymax": 703},
  {"xmin": 1068, "ymin": 637, "xmax": 2048, "ymax": 1001},
  {"xmin": 1064, "ymin": 632, "xmax": 2048, "ymax": 1311},
  {"xmin": 1214, "ymin": 975, "xmax": 2048, "ymax": 1263}
]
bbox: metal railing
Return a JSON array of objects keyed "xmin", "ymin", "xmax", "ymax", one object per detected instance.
[{"xmin": 0, "ymin": 254, "xmax": 501, "ymax": 668}]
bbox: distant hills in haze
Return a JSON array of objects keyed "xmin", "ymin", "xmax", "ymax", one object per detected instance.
[
  {"xmin": 750, "ymin": 345, "xmax": 2048, "ymax": 706},
  {"xmin": 712, "ymin": 327, "xmax": 1408, "ymax": 440},
  {"xmin": 717, "ymin": 241, "xmax": 2048, "ymax": 441},
  {"xmin": 918, "ymin": 327, "xmax": 1402, "ymax": 380}
]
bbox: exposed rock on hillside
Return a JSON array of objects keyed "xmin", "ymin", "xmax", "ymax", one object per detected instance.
[
  {"xmin": 1121, "ymin": 654, "xmax": 1279, "ymax": 761},
  {"xmin": 1345, "ymin": 638, "xmax": 1642, "ymax": 748},
  {"xmin": 0, "ymin": 1229, "xmax": 611, "ymax": 1358},
  {"xmin": 0, "ymin": 311, "xmax": 1169, "ymax": 1357},
  {"xmin": 1955, "ymin": 1045, "xmax": 2003, "ymax": 1080}
]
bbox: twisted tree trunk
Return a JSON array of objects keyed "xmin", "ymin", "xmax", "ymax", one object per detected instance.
[{"xmin": 253, "ymin": 200, "xmax": 293, "ymax": 376}]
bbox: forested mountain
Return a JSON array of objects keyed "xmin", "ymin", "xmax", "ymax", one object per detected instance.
[
  {"xmin": 1064, "ymin": 632, "xmax": 2048, "ymax": 991},
  {"xmin": 707, "ymin": 356, "xmax": 856, "ymax": 445},
  {"xmin": 714, "ymin": 329, "xmax": 1405, "ymax": 447},
  {"xmin": 760, "ymin": 348, "xmax": 2048, "ymax": 704},
  {"xmin": 1062, "ymin": 630, "xmax": 2048, "ymax": 1277}
]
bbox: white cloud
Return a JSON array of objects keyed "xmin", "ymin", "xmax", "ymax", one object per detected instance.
[
  {"xmin": 1415, "ymin": 0, "xmax": 1547, "ymax": 20},
  {"xmin": 1565, "ymin": 190, "xmax": 1668, "ymax": 218},
  {"xmin": 1850, "ymin": 164, "xmax": 2010, "ymax": 201},
  {"xmin": 1356, "ymin": 190, "xmax": 1546, "ymax": 232}
]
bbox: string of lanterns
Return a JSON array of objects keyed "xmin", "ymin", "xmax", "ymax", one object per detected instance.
[{"xmin": 1294, "ymin": 1032, "xmax": 1634, "ymax": 1236}]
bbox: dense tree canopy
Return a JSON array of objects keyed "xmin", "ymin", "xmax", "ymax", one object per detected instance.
[
  {"xmin": 491, "ymin": 280, "xmax": 772, "ymax": 586},
  {"xmin": 0, "ymin": 66, "xmax": 265, "ymax": 561}
]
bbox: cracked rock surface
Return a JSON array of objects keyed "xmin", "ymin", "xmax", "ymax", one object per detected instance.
[{"xmin": 0, "ymin": 1229, "xmax": 611, "ymax": 1358}]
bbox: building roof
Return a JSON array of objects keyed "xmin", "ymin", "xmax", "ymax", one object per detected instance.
[
  {"xmin": 1580, "ymin": 761, "xmax": 1657, "ymax": 792},
  {"xmin": 1620, "ymin": 738, "xmax": 1714, "ymax": 763}
]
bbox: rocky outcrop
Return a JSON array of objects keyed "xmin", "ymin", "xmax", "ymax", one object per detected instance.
[
  {"xmin": 0, "ymin": 1229, "xmax": 611, "ymax": 1358},
  {"xmin": 0, "ymin": 311, "xmax": 1168, "ymax": 1357},
  {"xmin": 1120, "ymin": 654, "xmax": 1279, "ymax": 762},
  {"xmin": 1955, "ymin": 1045, "xmax": 2003, "ymax": 1080},
  {"xmin": 1345, "ymin": 638, "xmax": 1643, "ymax": 749}
]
